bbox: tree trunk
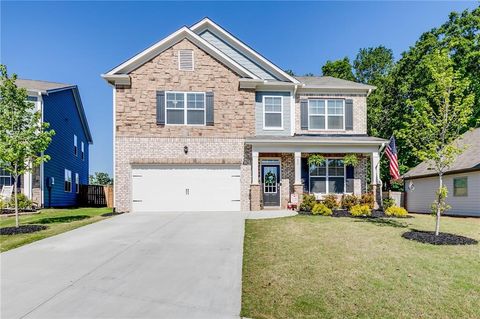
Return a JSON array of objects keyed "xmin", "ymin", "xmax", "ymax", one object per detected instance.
[
  {"xmin": 14, "ymin": 174, "xmax": 19, "ymax": 228},
  {"xmin": 435, "ymin": 174, "xmax": 443, "ymax": 236}
]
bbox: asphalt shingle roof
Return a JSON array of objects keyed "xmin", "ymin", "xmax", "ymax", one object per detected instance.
[
  {"xmin": 15, "ymin": 79, "xmax": 74, "ymax": 93},
  {"xmin": 404, "ymin": 128, "xmax": 480, "ymax": 179},
  {"xmin": 295, "ymin": 76, "xmax": 376, "ymax": 90}
]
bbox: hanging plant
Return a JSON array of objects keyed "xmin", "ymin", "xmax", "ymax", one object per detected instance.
[
  {"xmin": 344, "ymin": 154, "xmax": 360, "ymax": 167},
  {"xmin": 307, "ymin": 154, "xmax": 326, "ymax": 167}
]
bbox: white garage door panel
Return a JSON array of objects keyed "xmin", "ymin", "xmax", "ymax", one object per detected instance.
[{"xmin": 132, "ymin": 165, "xmax": 240, "ymax": 212}]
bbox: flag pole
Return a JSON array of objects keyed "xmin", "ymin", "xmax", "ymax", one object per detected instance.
[{"xmin": 376, "ymin": 137, "xmax": 390, "ymax": 209}]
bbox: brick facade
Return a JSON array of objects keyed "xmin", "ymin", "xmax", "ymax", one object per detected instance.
[{"xmin": 115, "ymin": 39, "xmax": 255, "ymax": 138}]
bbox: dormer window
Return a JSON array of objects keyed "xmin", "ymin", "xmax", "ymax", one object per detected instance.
[{"xmin": 178, "ymin": 50, "xmax": 194, "ymax": 71}]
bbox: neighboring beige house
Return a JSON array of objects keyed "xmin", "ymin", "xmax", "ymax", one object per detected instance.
[
  {"xmin": 404, "ymin": 128, "xmax": 480, "ymax": 217},
  {"xmin": 102, "ymin": 18, "xmax": 386, "ymax": 213}
]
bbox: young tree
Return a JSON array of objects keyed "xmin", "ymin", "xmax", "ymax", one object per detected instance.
[
  {"xmin": 398, "ymin": 49, "xmax": 473, "ymax": 235},
  {"xmin": 0, "ymin": 65, "xmax": 55, "ymax": 227},
  {"xmin": 321, "ymin": 57, "xmax": 356, "ymax": 81}
]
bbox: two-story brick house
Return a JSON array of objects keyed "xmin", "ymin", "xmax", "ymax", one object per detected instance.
[{"xmin": 102, "ymin": 18, "xmax": 386, "ymax": 213}]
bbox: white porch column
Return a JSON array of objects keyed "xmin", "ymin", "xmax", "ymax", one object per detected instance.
[
  {"xmin": 252, "ymin": 151, "xmax": 259, "ymax": 184},
  {"xmin": 23, "ymin": 171, "xmax": 32, "ymax": 200},
  {"xmin": 294, "ymin": 152, "xmax": 302, "ymax": 184},
  {"xmin": 370, "ymin": 151, "xmax": 380, "ymax": 185}
]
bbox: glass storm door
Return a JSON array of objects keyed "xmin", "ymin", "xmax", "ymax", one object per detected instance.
[{"xmin": 262, "ymin": 165, "xmax": 280, "ymax": 206}]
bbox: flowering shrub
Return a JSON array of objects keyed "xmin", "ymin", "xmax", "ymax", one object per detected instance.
[
  {"xmin": 385, "ymin": 206, "xmax": 409, "ymax": 218},
  {"xmin": 350, "ymin": 204, "xmax": 372, "ymax": 217},
  {"xmin": 312, "ymin": 203, "xmax": 333, "ymax": 216}
]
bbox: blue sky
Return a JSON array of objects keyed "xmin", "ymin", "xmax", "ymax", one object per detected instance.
[{"xmin": 1, "ymin": 1, "xmax": 477, "ymax": 176}]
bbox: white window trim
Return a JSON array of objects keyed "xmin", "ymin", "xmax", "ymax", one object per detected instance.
[
  {"xmin": 307, "ymin": 99, "xmax": 346, "ymax": 131},
  {"xmin": 74, "ymin": 135, "xmax": 78, "ymax": 156},
  {"xmin": 309, "ymin": 158, "xmax": 347, "ymax": 194},
  {"xmin": 453, "ymin": 176, "xmax": 468, "ymax": 197},
  {"xmin": 64, "ymin": 169, "xmax": 72, "ymax": 193},
  {"xmin": 75, "ymin": 173, "xmax": 80, "ymax": 194},
  {"xmin": 263, "ymin": 95, "xmax": 283, "ymax": 130},
  {"xmin": 165, "ymin": 91, "xmax": 206, "ymax": 126},
  {"xmin": 178, "ymin": 49, "xmax": 194, "ymax": 71}
]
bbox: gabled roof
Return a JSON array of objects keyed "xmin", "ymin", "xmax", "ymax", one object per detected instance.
[
  {"xmin": 102, "ymin": 26, "xmax": 259, "ymax": 83},
  {"xmin": 404, "ymin": 128, "xmax": 480, "ymax": 179},
  {"xmin": 16, "ymin": 79, "xmax": 93, "ymax": 144},
  {"xmin": 296, "ymin": 76, "xmax": 376, "ymax": 90},
  {"xmin": 102, "ymin": 18, "xmax": 300, "ymax": 85},
  {"xmin": 190, "ymin": 18, "xmax": 299, "ymax": 83}
]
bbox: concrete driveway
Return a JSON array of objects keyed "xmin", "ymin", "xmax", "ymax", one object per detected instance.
[{"xmin": 1, "ymin": 212, "xmax": 246, "ymax": 319}]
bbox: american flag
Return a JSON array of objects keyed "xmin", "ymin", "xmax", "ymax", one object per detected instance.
[{"xmin": 385, "ymin": 136, "xmax": 400, "ymax": 180}]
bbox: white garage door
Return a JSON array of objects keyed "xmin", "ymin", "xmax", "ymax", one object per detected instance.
[{"xmin": 131, "ymin": 165, "xmax": 241, "ymax": 212}]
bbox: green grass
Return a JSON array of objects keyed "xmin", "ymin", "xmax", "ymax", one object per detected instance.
[
  {"xmin": 0, "ymin": 207, "xmax": 112, "ymax": 252},
  {"xmin": 242, "ymin": 214, "xmax": 480, "ymax": 319}
]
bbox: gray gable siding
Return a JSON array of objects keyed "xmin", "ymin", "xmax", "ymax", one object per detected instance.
[
  {"xmin": 255, "ymin": 91, "xmax": 291, "ymax": 136},
  {"xmin": 200, "ymin": 30, "xmax": 277, "ymax": 80}
]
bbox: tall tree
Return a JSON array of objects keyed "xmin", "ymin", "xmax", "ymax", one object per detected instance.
[
  {"xmin": 353, "ymin": 46, "xmax": 395, "ymax": 137},
  {"xmin": 89, "ymin": 172, "xmax": 113, "ymax": 185},
  {"xmin": 321, "ymin": 57, "xmax": 355, "ymax": 81},
  {"xmin": 0, "ymin": 65, "xmax": 55, "ymax": 227},
  {"xmin": 353, "ymin": 46, "xmax": 394, "ymax": 84},
  {"xmin": 397, "ymin": 49, "xmax": 473, "ymax": 235}
]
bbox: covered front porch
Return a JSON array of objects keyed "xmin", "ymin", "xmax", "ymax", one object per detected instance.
[{"xmin": 246, "ymin": 136, "xmax": 387, "ymax": 210}]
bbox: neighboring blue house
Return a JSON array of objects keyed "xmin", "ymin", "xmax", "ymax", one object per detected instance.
[{"xmin": 2, "ymin": 79, "xmax": 93, "ymax": 207}]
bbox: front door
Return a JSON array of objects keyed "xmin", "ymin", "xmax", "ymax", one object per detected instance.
[{"xmin": 262, "ymin": 165, "xmax": 280, "ymax": 207}]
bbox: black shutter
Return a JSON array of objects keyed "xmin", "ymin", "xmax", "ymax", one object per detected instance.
[
  {"xmin": 345, "ymin": 99, "xmax": 353, "ymax": 130},
  {"xmin": 300, "ymin": 99, "xmax": 308, "ymax": 130},
  {"xmin": 206, "ymin": 92, "xmax": 214, "ymax": 126},
  {"xmin": 301, "ymin": 157, "xmax": 309, "ymax": 192},
  {"xmin": 346, "ymin": 165, "xmax": 354, "ymax": 179},
  {"xmin": 156, "ymin": 91, "xmax": 165, "ymax": 125}
]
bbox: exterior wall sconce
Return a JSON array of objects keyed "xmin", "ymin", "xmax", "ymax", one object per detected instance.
[{"xmin": 184, "ymin": 146, "xmax": 188, "ymax": 154}]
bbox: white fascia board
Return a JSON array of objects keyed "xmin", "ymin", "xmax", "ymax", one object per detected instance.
[
  {"xmin": 101, "ymin": 74, "xmax": 131, "ymax": 86},
  {"xmin": 297, "ymin": 87, "xmax": 372, "ymax": 95},
  {"xmin": 190, "ymin": 18, "xmax": 300, "ymax": 84},
  {"xmin": 245, "ymin": 139, "xmax": 386, "ymax": 146},
  {"xmin": 104, "ymin": 27, "xmax": 258, "ymax": 80}
]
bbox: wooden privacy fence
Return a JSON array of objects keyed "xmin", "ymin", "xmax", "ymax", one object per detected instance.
[{"xmin": 78, "ymin": 185, "xmax": 113, "ymax": 208}]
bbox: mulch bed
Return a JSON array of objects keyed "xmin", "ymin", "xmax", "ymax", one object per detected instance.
[
  {"xmin": 0, "ymin": 224, "xmax": 48, "ymax": 235},
  {"xmin": 101, "ymin": 212, "xmax": 125, "ymax": 217},
  {"xmin": 402, "ymin": 230, "xmax": 478, "ymax": 245}
]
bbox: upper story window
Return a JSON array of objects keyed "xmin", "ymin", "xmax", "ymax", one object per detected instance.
[
  {"xmin": 74, "ymin": 135, "xmax": 78, "ymax": 156},
  {"xmin": 263, "ymin": 96, "xmax": 283, "ymax": 129},
  {"xmin": 64, "ymin": 169, "xmax": 72, "ymax": 192},
  {"xmin": 453, "ymin": 177, "xmax": 468, "ymax": 196},
  {"xmin": 178, "ymin": 50, "xmax": 194, "ymax": 71},
  {"xmin": 81, "ymin": 142, "xmax": 85, "ymax": 160},
  {"xmin": 308, "ymin": 99, "xmax": 344, "ymax": 130},
  {"xmin": 166, "ymin": 92, "xmax": 205, "ymax": 125}
]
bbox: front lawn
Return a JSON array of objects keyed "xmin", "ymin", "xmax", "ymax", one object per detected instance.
[
  {"xmin": 242, "ymin": 214, "xmax": 480, "ymax": 319},
  {"xmin": 0, "ymin": 207, "xmax": 112, "ymax": 252}
]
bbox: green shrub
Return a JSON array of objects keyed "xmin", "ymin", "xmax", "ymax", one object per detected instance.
[
  {"xmin": 312, "ymin": 203, "xmax": 333, "ymax": 216},
  {"xmin": 322, "ymin": 194, "xmax": 339, "ymax": 209},
  {"xmin": 360, "ymin": 193, "xmax": 375, "ymax": 209},
  {"xmin": 350, "ymin": 204, "xmax": 372, "ymax": 217},
  {"xmin": 0, "ymin": 198, "xmax": 5, "ymax": 209},
  {"xmin": 299, "ymin": 194, "xmax": 316, "ymax": 212},
  {"xmin": 383, "ymin": 197, "xmax": 396, "ymax": 210},
  {"xmin": 9, "ymin": 193, "xmax": 33, "ymax": 210},
  {"xmin": 385, "ymin": 206, "xmax": 409, "ymax": 218},
  {"xmin": 341, "ymin": 194, "xmax": 358, "ymax": 210}
]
